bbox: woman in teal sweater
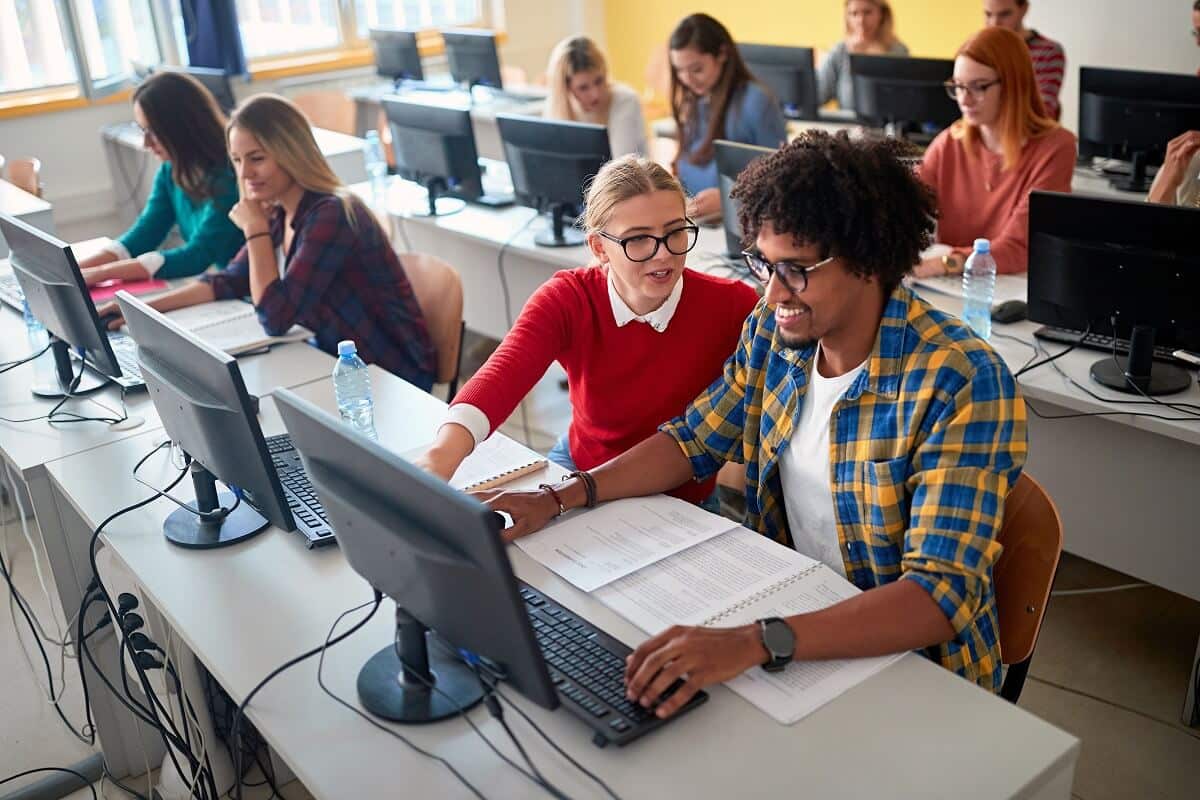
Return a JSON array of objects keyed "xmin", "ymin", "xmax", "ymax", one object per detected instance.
[{"xmin": 78, "ymin": 71, "xmax": 243, "ymax": 284}]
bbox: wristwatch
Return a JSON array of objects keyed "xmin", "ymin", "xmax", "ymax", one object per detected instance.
[
  {"xmin": 757, "ymin": 617, "xmax": 795, "ymax": 673},
  {"xmin": 941, "ymin": 252, "xmax": 963, "ymax": 275}
]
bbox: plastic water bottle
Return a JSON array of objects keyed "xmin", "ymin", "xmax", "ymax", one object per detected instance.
[
  {"xmin": 22, "ymin": 299, "xmax": 55, "ymax": 384},
  {"xmin": 363, "ymin": 130, "xmax": 388, "ymax": 203},
  {"xmin": 332, "ymin": 340, "xmax": 378, "ymax": 439},
  {"xmin": 962, "ymin": 238, "xmax": 997, "ymax": 341}
]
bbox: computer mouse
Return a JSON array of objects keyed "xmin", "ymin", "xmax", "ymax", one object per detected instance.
[{"xmin": 990, "ymin": 300, "xmax": 1028, "ymax": 324}]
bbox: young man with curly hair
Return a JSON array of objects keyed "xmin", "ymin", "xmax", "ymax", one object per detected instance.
[{"xmin": 483, "ymin": 132, "xmax": 1028, "ymax": 712}]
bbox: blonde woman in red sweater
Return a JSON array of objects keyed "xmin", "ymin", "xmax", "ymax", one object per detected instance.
[
  {"xmin": 914, "ymin": 26, "xmax": 1076, "ymax": 277},
  {"xmin": 419, "ymin": 155, "xmax": 759, "ymax": 504}
]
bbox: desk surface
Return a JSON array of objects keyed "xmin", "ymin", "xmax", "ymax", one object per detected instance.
[
  {"xmin": 0, "ymin": 285, "xmax": 335, "ymax": 477},
  {"xmin": 0, "ymin": 177, "xmax": 52, "ymax": 217},
  {"xmin": 46, "ymin": 367, "xmax": 1078, "ymax": 799}
]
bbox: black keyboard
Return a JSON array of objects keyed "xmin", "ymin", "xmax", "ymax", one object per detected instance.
[
  {"xmin": 264, "ymin": 434, "xmax": 335, "ymax": 547},
  {"xmin": 1033, "ymin": 326, "xmax": 1194, "ymax": 368},
  {"xmin": 517, "ymin": 584, "xmax": 707, "ymax": 747}
]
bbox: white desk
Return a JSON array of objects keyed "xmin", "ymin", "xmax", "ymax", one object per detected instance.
[
  {"xmin": 0, "ymin": 178, "xmax": 55, "ymax": 258},
  {"xmin": 0, "ymin": 296, "xmax": 337, "ymax": 777},
  {"xmin": 44, "ymin": 367, "xmax": 1079, "ymax": 799},
  {"xmin": 348, "ymin": 83, "xmax": 545, "ymax": 162},
  {"xmin": 100, "ymin": 122, "xmax": 368, "ymax": 228}
]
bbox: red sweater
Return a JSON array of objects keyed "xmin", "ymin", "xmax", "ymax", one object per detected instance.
[
  {"xmin": 918, "ymin": 125, "xmax": 1076, "ymax": 274},
  {"xmin": 453, "ymin": 267, "xmax": 759, "ymax": 503}
]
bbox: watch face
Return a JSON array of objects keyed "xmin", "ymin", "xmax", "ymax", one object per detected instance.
[{"xmin": 763, "ymin": 619, "xmax": 794, "ymax": 658}]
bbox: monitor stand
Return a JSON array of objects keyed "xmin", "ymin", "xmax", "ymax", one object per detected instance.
[
  {"xmin": 163, "ymin": 461, "xmax": 268, "ymax": 549},
  {"xmin": 357, "ymin": 608, "xmax": 483, "ymax": 723},
  {"xmin": 1109, "ymin": 151, "xmax": 1155, "ymax": 193},
  {"xmin": 30, "ymin": 337, "xmax": 109, "ymax": 398},
  {"xmin": 535, "ymin": 203, "xmax": 585, "ymax": 248},
  {"xmin": 406, "ymin": 177, "xmax": 465, "ymax": 217},
  {"xmin": 1090, "ymin": 324, "xmax": 1192, "ymax": 396}
]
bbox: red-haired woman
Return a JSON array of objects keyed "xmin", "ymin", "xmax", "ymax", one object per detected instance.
[{"xmin": 914, "ymin": 26, "xmax": 1076, "ymax": 276}]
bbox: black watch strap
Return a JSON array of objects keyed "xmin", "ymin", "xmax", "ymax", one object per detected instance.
[{"xmin": 758, "ymin": 617, "xmax": 795, "ymax": 673}]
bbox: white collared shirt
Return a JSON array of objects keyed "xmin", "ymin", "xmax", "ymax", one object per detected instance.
[
  {"xmin": 443, "ymin": 270, "xmax": 686, "ymax": 449},
  {"xmin": 606, "ymin": 269, "xmax": 683, "ymax": 332}
]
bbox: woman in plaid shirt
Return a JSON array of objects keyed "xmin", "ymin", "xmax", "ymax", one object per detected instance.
[
  {"xmin": 484, "ymin": 132, "xmax": 1028, "ymax": 712},
  {"xmin": 99, "ymin": 94, "xmax": 436, "ymax": 390}
]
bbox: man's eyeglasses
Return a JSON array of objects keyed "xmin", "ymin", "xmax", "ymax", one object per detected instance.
[
  {"xmin": 943, "ymin": 79, "xmax": 1002, "ymax": 100},
  {"xmin": 742, "ymin": 250, "xmax": 835, "ymax": 293},
  {"xmin": 596, "ymin": 223, "xmax": 699, "ymax": 262}
]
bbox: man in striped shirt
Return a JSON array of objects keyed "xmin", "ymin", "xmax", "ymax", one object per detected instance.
[{"xmin": 983, "ymin": 0, "xmax": 1065, "ymax": 119}]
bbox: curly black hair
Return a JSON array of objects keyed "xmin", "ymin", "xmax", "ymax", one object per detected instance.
[{"xmin": 731, "ymin": 131, "xmax": 936, "ymax": 292}]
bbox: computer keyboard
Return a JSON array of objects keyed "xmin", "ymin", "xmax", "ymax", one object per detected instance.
[
  {"xmin": 105, "ymin": 332, "xmax": 145, "ymax": 386},
  {"xmin": 517, "ymin": 583, "xmax": 707, "ymax": 747},
  {"xmin": 1033, "ymin": 326, "xmax": 1194, "ymax": 368},
  {"xmin": 0, "ymin": 273, "xmax": 25, "ymax": 310},
  {"xmin": 264, "ymin": 433, "xmax": 335, "ymax": 546}
]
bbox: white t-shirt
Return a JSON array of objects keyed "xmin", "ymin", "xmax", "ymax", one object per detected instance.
[
  {"xmin": 606, "ymin": 82, "xmax": 648, "ymax": 158},
  {"xmin": 778, "ymin": 347, "xmax": 867, "ymax": 578}
]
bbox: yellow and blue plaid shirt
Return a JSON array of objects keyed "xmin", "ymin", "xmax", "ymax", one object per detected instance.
[{"xmin": 660, "ymin": 284, "xmax": 1027, "ymax": 691}]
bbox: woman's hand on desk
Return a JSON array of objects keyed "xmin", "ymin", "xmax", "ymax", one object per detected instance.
[
  {"xmin": 93, "ymin": 301, "xmax": 125, "ymax": 331},
  {"xmin": 624, "ymin": 623, "xmax": 766, "ymax": 719},
  {"xmin": 81, "ymin": 259, "xmax": 151, "ymax": 287},
  {"xmin": 473, "ymin": 487, "xmax": 560, "ymax": 543},
  {"xmin": 913, "ymin": 255, "xmax": 950, "ymax": 278},
  {"xmin": 685, "ymin": 188, "xmax": 721, "ymax": 221}
]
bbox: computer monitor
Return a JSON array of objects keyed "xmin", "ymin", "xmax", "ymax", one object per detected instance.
[
  {"xmin": 442, "ymin": 29, "xmax": 503, "ymax": 90},
  {"xmin": 496, "ymin": 114, "xmax": 611, "ymax": 247},
  {"xmin": 1078, "ymin": 67, "xmax": 1200, "ymax": 193},
  {"xmin": 272, "ymin": 387, "xmax": 557, "ymax": 722},
  {"xmin": 381, "ymin": 96, "xmax": 485, "ymax": 216},
  {"xmin": 715, "ymin": 140, "xmax": 775, "ymax": 257},
  {"xmin": 1027, "ymin": 190, "xmax": 1200, "ymax": 395},
  {"xmin": 369, "ymin": 28, "xmax": 424, "ymax": 82},
  {"xmin": 738, "ymin": 44, "xmax": 818, "ymax": 120},
  {"xmin": 849, "ymin": 55, "xmax": 958, "ymax": 137},
  {"xmin": 163, "ymin": 66, "xmax": 237, "ymax": 114},
  {"xmin": 114, "ymin": 292, "xmax": 299, "ymax": 548},
  {"xmin": 0, "ymin": 213, "xmax": 125, "ymax": 397}
]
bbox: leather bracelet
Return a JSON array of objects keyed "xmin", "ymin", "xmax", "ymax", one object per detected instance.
[
  {"xmin": 538, "ymin": 483, "xmax": 566, "ymax": 517},
  {"xmin": 245, "ymin": 231, "xmax": 271, "ymax": 243},
  {"xmin": 567, "ymin": 470, "xmax": 597, "ymax": 508}
]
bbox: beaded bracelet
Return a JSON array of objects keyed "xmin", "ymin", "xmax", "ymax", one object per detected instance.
[{"xmin": 538, "ymin": 483, "xmax": 566, "ymax": 517}]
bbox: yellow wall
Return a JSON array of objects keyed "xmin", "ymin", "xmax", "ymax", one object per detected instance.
[{"xmin": 604, "ymin": 1, "xmax": 985, "ymax": 94}]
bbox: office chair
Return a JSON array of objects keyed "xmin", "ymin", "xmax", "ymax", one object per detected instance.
[
  {"xmin": 401, "ymin": 253, "xmax": 465, "ymax": 399},
  {"xmin": 994, "ymin": 473, "xmax": 1064, "ymax": 702},
  {"xmin": 9, "ymin": 157, "xmax": 43, "ymax": 197}
]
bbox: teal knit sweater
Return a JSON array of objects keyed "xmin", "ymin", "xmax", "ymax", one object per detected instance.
[{"xmin": 116, "ymin": 162, "xmax": 243, "ymax": 278}]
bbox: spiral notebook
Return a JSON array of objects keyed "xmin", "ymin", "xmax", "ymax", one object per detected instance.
[
  {"xmin": 162, "ymin": 300, "xmax": 312, "ymax": 356},
  {"xmin": 594, "ymin": 526, "xmax": 904, "ymax": 724},
  {"xmin": 439, "ymin": 432, "xmax": 549, "ymax": 492}
]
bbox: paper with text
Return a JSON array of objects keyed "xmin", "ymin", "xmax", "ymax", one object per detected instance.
[
  {"xmin": 593, "ymin": 526, "xmax": 819, "ymax": 633},
  {"xmin": 513, "ymin": 496, "xmax": 739, "ymax": 592}
]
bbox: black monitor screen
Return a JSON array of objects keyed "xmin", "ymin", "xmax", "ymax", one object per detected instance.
[
  {"xmin": 0, "ymin": 214, "xmax": 122, "ymax": 380},
  {"xmin": 738, "ymin": 44, "xmax": 818, "ymax": 120},
  {"xmin": 370, "ymin": 28, "xmax": 424, "ymax": 81},
  {"xmin": 715, "ymin": 140, "xmax": 775, "ymax": 257},
  {"xmin": 850, "ymin": 54, "xmax": 957, "ymax": 130},
  {"xmin": 1028, "ymin": 190, "xmax": 1200, "ymax": 351},
  {"xmin": 442, "ymin": 29, "xmax": 503, "ymax": 89},
  {"xmin": 381, "ymin": 97, "xmax": 484, "ymax": 200},
  {"xmin": 1078, "ymin": 67, "xmax": 1200, "ymax": 161},
  {"xmin": 174, "ymin": 66, "xmax": 236, "ymax": 113},
  {"xmin": 496, "ymin": 114, "xmax": 610, "ymax": 209}
]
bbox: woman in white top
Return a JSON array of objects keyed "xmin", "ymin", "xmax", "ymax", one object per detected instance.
[
  {"xmin": 1147, "ymin": 130, "xmax": 1200, "ymax": 207},
  {"xmin": 817, "ymin": 0, "xmax": 909, "ymax": 111},
  {"xmin": 544, "ymin": 36, "xmax": 647, "ymax": 157}
]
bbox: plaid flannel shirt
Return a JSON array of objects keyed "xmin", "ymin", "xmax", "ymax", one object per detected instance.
[
  {"xmin": 202, "ymin": 191, "xmax": 435, "ymax": 391},
  {"xmin": 661, "ymin": 284, "xmax": 1027, "ymax": 691}
]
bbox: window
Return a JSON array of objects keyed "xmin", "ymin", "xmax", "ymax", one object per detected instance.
[
  {"xmin": 234, "ymin": 0, "xmax": 342, "ymax": 60},
  {"xmin": 0, "ymin": 0, "xmax": 79, "ymax": 94},
  {"xmin": 0, "ymin": 0, "xmax": 161, "ymax": 99},
  {"xmin": 353, "ymin": 0, "xmax": 482, "ymax": 36}
]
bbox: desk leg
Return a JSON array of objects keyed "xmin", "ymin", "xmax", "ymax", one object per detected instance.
[{"xmin": 36, "ymin": 468, "xmax": 166, "ymax": 777}]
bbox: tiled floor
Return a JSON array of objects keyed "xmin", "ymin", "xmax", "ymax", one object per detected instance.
[{"xmin": 5, "ymin": 225, "xmax": 1198, "ymax": 796}]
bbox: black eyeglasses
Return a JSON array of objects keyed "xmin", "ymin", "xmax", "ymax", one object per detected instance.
[
  {"xmin": 597, "ymin": 223, "xmax": 699, "ymax": 262},
  {"xmin": 742, "ymin": 250, "xmax": 835, "ymax": 293},
  {"xmin": 943, "ymin": 79, "xmax": 1002, "ymax": 100}
]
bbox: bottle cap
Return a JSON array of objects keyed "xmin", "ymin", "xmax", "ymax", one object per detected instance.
[
  {"xmin": 337, "ymin": 340, "xmax": 357, "ymax": 357},
  {"xmin": 365, "ymin": 130, "xmax": 380, "ymax": 142},
  {"xmin": 973, "ymin": 239, "xmax": 991, "ymax": 254}
]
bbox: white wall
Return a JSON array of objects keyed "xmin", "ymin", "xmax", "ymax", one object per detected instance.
[
  {"xmin": 1026, "ymin": 0, "xmax": 1197, "ymax": 133},
  {"xmin": 0, "ymin": 0, "xmax": 604, "ymax": 228}
]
